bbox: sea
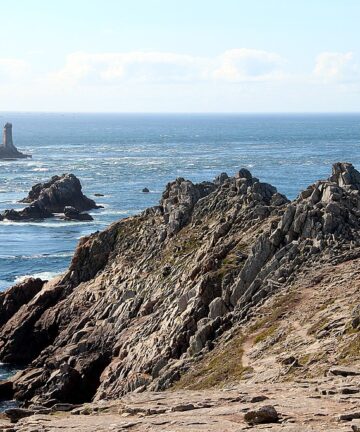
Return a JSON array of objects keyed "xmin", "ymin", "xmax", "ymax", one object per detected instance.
[{"xmin": 0, "ymin": 113, "xmax": 359, "ymax": 297}]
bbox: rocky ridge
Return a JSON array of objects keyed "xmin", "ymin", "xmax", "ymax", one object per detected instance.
[
  {"xmin": 0, "ymin": 162, "xmax": 359, "ymax": 418},
  {"xmin": 0, "ymin": 174, "xmax": 100, "ymax": 221}
]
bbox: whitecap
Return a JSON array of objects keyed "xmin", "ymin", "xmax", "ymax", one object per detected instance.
[
  {"xmin": 15, "ymin": 271, "xmax": 62, "ymax": 283},
  {"xmin": 0, "ymin": 220, "xmax": 95, "ymax": 228},
  {"xmin": 0, "ymin": 252, "xmax": 73, "ymax": 260}
]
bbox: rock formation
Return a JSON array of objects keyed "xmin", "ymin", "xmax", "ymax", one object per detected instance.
[
  {"xmin": 0, "ymin": 162, "xmax": 359, "ymax": 413},
  {"xmin": 0, "ymin": 174, "xmax": 100, "ymax": 221},
  {"xmin": 0, "ymin": 123, "xmax": 31, "ymax": 159}
]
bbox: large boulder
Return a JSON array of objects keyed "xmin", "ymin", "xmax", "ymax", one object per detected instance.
[{"xmin": 20, "ymin": 174, "xmax": 100, "ymax": 212}]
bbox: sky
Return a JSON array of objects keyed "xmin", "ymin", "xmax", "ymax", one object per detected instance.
[{"xmin": 0, "ymin": 0, "xmax": 359, "ymax": 112}]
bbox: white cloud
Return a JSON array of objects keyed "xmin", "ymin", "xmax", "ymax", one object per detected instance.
[
  {"xmin": 50, "ymin": 49, "xmax": 286, "ymax": 87},
  {"xmin": 314, "ymin": 52, "xmax": 359, "ymax": 83},
  {"xmin": 0, "ymin": 58, "xmax": 29, "ymax": 81},
  {"xmin": 51, "ymin": 51, "xmax": 207, "ymax": 86},
  {"xmin": 213, "ymin": 49, "xmax": 284, "ymax": 82}
]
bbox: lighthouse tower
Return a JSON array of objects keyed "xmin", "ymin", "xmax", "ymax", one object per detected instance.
[
  {"xmin": 3, "ymin": 123, "xmax": 16, "ymax": 151},
  {"xmin": 0, "ymin": 123, "xmax": 31, "ymax": 159}
]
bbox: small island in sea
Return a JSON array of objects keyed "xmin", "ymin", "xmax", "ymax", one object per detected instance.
[{"xmin": 0, "ymin": 123, "xmax": 31, "ymax": 160}]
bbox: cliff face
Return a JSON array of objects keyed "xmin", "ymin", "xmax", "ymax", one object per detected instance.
[{"xmin": 0, "ymin": 163, "xmax": 359, "ymax": 406}]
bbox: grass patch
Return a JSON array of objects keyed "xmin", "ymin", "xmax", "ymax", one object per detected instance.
[
  {"xmin": 254, "ymin": 324, "xmax": 279, "ymax": 344},
  {"xmin": 173, "ymin": 331, "xmax": 252, "ymax": 390},
  {"xmin": 249, "ymin": 291, "xmax": 299, "ymax": 334},
  {"xmin": 307, "ymin": 317, "xmax": 330, "ymax": 336},
  {"xmin": 339, "ymin": 333, "xmax": 360, "ymax": 363}
]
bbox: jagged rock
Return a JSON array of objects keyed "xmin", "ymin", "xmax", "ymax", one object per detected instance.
[
  {"xmin": 63, "ymin": 206, "xmax": 93, "ymax": 221},
  {"xmin": 214, "ymin": 172, "xmax": 229, "ymax": 185},
  {"xmin": 330, "ymin": 162, "xmax": 360, "ymax": 189},
  {"xmin": 0, "ymin": 123, "xmax": 31, "ymax": 159},
  {"xmin": 142, "ymin": 188, "xmax": 150, "ymax": 193},
  {"xmin": 244, "ymin": 405, "xmax": 279, "ymax": 424},
  {"xmin": 208, "ymin": 297, "xmax": 228, "ymax": 319},
  {"xmin": 0, "ymin": 174, "xmax": 100, "ymax": 222},
  {"xmin": 0, "ymin": 163, "xmax": 360, "ymax": 407},
  {"xmin": 160, "ymin": 178, "xmax": 216, "ymax": 235},
  {"xmin": 0, "ymin": 278, "xmax": 45, "ymax": 327}
]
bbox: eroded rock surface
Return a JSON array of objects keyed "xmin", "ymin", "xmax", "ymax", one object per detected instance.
[{"xmin": 0, "ymin": 162, "xmax": 359, "ymax": 414}]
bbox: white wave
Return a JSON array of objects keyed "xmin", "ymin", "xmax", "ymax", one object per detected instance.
[
  {"xmin": 15, "ymin": 271, "xmax": 61, "ymax": 283},
  {"xmin": 0, "ymin": 220, "xmax": 95, "ymax": 227},
  {"xmin": 0, "ymin": 252, "xmax": 73, "ymax": 260},
  {"xmin": 32, "ymin": 168, "xmax": 49, "ymax": 172},
  {"xmin": 97, "ymin": 209, "xmax": 133, "ymax": 216}
]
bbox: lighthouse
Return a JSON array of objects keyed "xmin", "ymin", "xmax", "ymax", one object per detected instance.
[{"xmin": 0, "ymin": 123, "xmax": 31, "ymax": 159}]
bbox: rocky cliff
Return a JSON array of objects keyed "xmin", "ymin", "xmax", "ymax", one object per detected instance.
[{"xmin": 0, "ymin": 162, "xmax": 359, "ymax": 409}]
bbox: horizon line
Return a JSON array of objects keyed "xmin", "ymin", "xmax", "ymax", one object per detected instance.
[{"xmin": 0, "ymin": 111, "xmax": 360, "ymax": 115}]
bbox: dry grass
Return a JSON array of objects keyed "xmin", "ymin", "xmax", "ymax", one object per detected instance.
[{"xmin": 173, "ymin": 331, "xmax": 251, "ymax": 390}]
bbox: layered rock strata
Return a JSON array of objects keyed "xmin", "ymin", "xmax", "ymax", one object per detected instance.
[{"xmin": 0, "ymin": 162, "xmax": 359, "ymax": 407}]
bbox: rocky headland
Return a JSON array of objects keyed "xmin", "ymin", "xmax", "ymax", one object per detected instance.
[
  {"xmin": 0, "ymin": 174, "xmax": 101, "ymax": 222},
  {"xmin": 0, "ymin": 123, "xmax": 31, "ymax": 160},
  {"xmin": 0, "ymin": 162, "xmax": 359, "ymax": 431}
]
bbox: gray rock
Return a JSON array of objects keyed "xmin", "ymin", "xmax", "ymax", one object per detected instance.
[
  {"xmin": 244, "ymin": 405, "xmax": 279, "ymax": 425},
  {"xmin": 63, "ymin": 206, "xmax": 93, "ymax": 221},
  {"xmin": 351, "ymin": 305, "xmax": 360, "ymax": 329},
  {"xmin": 5, "ymin": 408, "xmax": 34, "ymax": 423},
  {"xmin": 329, "ymin": 366, "xmax": 360, "ymax": 377},
  {"xmin": 208, "ymin": 297, "xmax": 228, "ymax": 319}
]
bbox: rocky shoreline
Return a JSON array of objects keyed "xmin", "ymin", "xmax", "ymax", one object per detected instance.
[{"xmin": 0, "ymin": 162, "xmax": 359, "ymax": 430}]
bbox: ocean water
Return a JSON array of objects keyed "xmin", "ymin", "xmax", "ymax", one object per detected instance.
[{"xmin": 0, "ymin": 113, "xmax": 360, "ymax": 291}]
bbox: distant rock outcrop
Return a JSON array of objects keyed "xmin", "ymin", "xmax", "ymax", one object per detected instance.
[
  {"xmin": 0, "ymin": 174, "xmax": 100, "ymax": 221},
  {"xmin": 0, "ymin": 123, "xmax": 31, "ymax": 159}
]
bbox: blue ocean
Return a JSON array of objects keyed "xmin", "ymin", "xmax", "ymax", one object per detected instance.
[{"xmin": 0, "ymin": 113, "xmax": 360, "ymax": 294}]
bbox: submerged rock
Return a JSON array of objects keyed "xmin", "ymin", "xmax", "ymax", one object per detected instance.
[{"xmin": 63, "ymin": 206, "xmax": 93, "ymax": 221}]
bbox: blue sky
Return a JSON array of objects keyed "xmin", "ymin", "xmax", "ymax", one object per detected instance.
[{"xmin": 0, "ymin": 0, "xmax": 359, "ymax": 112}]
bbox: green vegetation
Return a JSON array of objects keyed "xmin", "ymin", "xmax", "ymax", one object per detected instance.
[
  {"xmin": 307, "ymin": 316, "xmax": 330, "ymax": 336},
  {"xmin": 254, "ymin": 324, "xmax": 279, "ymax": 344},
  {"xmin": 339, "ymin": 333, "xmax": 360, "ymax": 363},
  {"xmin": 249, "ymin": 291, "xmax": 298, "ymax": 334}
]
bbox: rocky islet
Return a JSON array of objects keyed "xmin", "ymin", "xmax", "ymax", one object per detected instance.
[{"xmin": 0, "ymin": 174, "xmax": 101, "ymax": 222}]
